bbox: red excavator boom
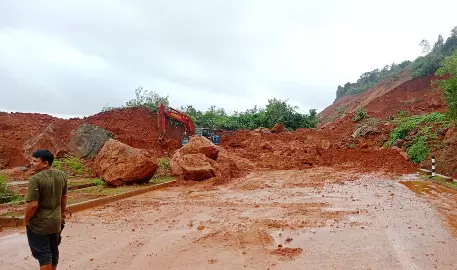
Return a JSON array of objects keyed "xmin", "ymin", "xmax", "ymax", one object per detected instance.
[{"xmin": 158, "ymin": 104, "xmax": 195, "ymax": 136}]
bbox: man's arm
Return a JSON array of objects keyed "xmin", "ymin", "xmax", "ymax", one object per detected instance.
[
  {"xmin": 61, "ymin": 172, "xmax": 68, "ymax": 219},
  {"xmin": 61, "ymin": 195, "xmax": 67, "ymax": 219},
  {"xmin": 24, "ymin": 177, "xmax": 39, "ymax": 225},
  {"xmin": 24, "ymin": 201, "xmax": 38, "ymax": 225}
]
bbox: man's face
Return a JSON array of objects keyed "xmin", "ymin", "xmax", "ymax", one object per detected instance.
[{"xmin": 31, "ymin": 157, "xmax": 49, "ymax": 172}]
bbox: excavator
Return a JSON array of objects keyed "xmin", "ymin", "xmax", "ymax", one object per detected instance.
[{"xmin": 158, "ymin": 104, "xmax": 220, "ymax": 145}]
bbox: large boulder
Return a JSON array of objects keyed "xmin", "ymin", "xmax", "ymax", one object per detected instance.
[
  {"xmin": 171, "ymin": 153, "xmax": 216, "ymax": 181},
  {"xmin": 69, "ymin": 124, "xmax": 113, "ymax": 159},
  {"xmin": 171, "ymin": 136, "xmax": 254, "ymax": 182},
  {"xmin": 23, "ymin": 124, "xmax": 69, "ymax": 161},
  {"xmin": 171, "ymin": 136, "xmax": 218, "ymax": 181},
  {"xmin": 179, "ymin": 136, "xmax": 220, "ymax": 158},
  {"xmin": 94, "ymin": 139, "xmax": 158, "ymax": 186}
]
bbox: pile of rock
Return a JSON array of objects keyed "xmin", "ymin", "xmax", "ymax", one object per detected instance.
[{"xmin": 170, "ymin": 136, "xmax": 254, "ymax": 182}]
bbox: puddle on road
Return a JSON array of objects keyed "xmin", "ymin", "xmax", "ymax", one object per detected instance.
[
  {"xmin": 400, "ymin": 181, "xmax": 457, "ymax": 195},
  {"xmin": 401, "ymin": 180, "xmax": 457, "ymax": 238}
]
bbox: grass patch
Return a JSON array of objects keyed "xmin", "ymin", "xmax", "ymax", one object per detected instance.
[
  {"xmin": 0, "ymin": 174, "xmax": 22, "ymax": 204},
  {"xmin": 150, "ymin": 176, "xmax": 174, "ymax": 184},
  {"xmin": 92, "ymin": 178, "xmax": 105, "ymax": 186},
  {"xmin": 72, "ymin": 176, "xmax": 174, "ymax": 196},
  {"xmin": 154, "ymin": 158, "xmax": 172, "ymax": 177},
  {"xmin": 71, "ymin": 185, "xmax": 140, "ymax": 196},
  {"xmin": 336, "ymin": 105, "xmax": 348, "ymax": 118},
  {"xmin": 437, "ymin": 179, "xmax": 457, "ymax": 190},
  {"xmin": 68, "ymin": 178, "xmax": 100, "ymax": 188},
  {"xmin": 397, "ymin": 110, "xmax": 409, "ymax": 118},
  {"xmin": 419, "ymin": 173, "xmax": 457, "ymax": 191},
  {"xmin": 53, "ymin": 155, "xmax": 90, "ymax": 176},
  {"xmin": 0, "ymin": 210, "xmax": 23, "ymax": 217},
  {"xmin": 352, "ymin": 108, "xmax": 369, "ymax": 122}
]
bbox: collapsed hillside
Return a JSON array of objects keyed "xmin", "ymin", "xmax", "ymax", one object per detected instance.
[
  {"xmin": 320, "ymin": 74, "xmax": 447, "ymax": 124},
  {"xmin": 1, "ymin": 69, "xmax": 455, "ymax": 181},
  {"xmin": 0, "ymin": 107, "xmax": 184, "ymax": 169},
  {"xmin": 319, "ymin": 71, "xmax": 457, "ymax": 178}
]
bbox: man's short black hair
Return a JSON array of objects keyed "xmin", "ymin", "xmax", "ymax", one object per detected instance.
[{"xmin": 32, "ymin": 150, "xmax": 54, "ymax": 166}]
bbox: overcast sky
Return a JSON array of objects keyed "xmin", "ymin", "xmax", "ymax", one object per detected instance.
[{"xmin": 0, "ymin": 0, "xmax": 456, "ymax": 118}]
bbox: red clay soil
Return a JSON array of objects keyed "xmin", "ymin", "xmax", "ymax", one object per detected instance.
[
  {"xmin": 319, "ymin": 73, "xmax": 412, "ymax": 123},
  {"xmin": 364, "ymin": 75, "xmax": 447, "ymax": 118},
  {"xmin": 270, "ymin": 247, "xmax": 303, "ymax": 259},
  {"xmin": 0, "ymin": 108, "xmax": 184, "ymax": 169},
  {"xmin": 220, "ymin": 129, "xmax": 416, "ymax": 175},
  {"xmin": 0, "ymin": 112, "xmax": 59, "ymax": 168}
]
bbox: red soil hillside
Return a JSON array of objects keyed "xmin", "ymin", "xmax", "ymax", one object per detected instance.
[
  {"xmin": 319, "ymin": 73, "xmax": 447, "ymax": 123},
  {"xmin": 0, "ymin": 108, "xmax": 184, "ymax": 168}
]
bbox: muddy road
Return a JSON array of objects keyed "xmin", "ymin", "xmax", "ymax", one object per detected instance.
[{"xmin": 1, "ymin": 168, "xmax": 456, "ymax": 269}]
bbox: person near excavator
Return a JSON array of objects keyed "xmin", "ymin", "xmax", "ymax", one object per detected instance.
[{"xmin": 24, "ymin": 150, "xmax": 68, "ymax": 270}]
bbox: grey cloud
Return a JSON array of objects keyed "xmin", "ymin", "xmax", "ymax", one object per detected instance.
[{"xmin": 1, "ymin": 0, "xmax": 457, "ymax": 117}]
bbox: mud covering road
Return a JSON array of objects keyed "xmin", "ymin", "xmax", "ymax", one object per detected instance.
[{"xmin": 1, "ymin": 168, "xmax": 456, "ymax": 269}]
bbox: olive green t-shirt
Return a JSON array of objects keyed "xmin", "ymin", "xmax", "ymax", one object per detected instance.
[{"xmin": 26, "ymin": 169, "xmax": 68, "ymax": 235}]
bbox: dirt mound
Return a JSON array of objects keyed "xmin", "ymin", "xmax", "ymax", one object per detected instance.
[
  {"xmin": 171, "ymin": 136, "xmax": 254, "ymax": 183},
  {"xmin": 0, "ymin": 108, "xmax": 184, "ymax": 170},
  {"xmin": 270, "ymin": 247, "xmax": 303, "ymax": 259},
  {"xmin": 23, "ymin": 124, "xmax": 69, "ymax": 161},
  {"xmin": 81, "ymin": 108, "xmax": 183, "ymax": 151},
  {"xmin": 0, "ymin": 112, "xmax": 59, "ymax": 168},
  {"xmin": 220, "ymin": 130, "xmax": 416, "ymax": 174},
  {"xmin": 94, "ymin": 139, "xmax": 158, "ymax": 186}
]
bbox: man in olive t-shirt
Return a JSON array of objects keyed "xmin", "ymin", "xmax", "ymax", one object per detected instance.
[{"xmin": 25, "ymin": 150, "xmax": 68, "ymax": 270}]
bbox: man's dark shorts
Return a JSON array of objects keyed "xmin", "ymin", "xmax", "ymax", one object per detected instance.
[{"xmin": 26, "ymin": 226, "xmax": 60, "ymax": 266}]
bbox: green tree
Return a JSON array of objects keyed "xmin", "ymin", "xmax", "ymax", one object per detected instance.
[
  {"xmin": 452, "ymin": 26, "xmax": 457, "ymax": 37},
  {"xmin": 125, "ymin": 86, "xmax": 169, "ymax": 112},
  {"xmin": 436, "ymin": 50, "xmax": 457, "ymax": 123},
  {"xmin": 433, "ymin": 34, "xmax": 444, "ymax": 51},
  {"xmin": 420, "ymin": 39, "xmax": 431, "ymax": 54}
]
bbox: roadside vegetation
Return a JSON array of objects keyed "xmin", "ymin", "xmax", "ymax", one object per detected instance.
[
  {"xmin": 352, "ymin": 108, "xmax": 369, "ymax": 122},
  {"xmin": 0, "ymin": 174, "xmax": 22, "ymax": 204},
  {"xmin": 53, "ymin": 155, "xmax": 91, "ymax": 176},
  {"xmin": 386, "ymin": 112, "xmax": 450, "ymax": 163},
  {"xmin": 154, "ymin": 158, "xmax": 171, "ymax": 177},
  {"xmin": 419, "ymin": 173, "xmax": 457, "ymax": 191}
]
